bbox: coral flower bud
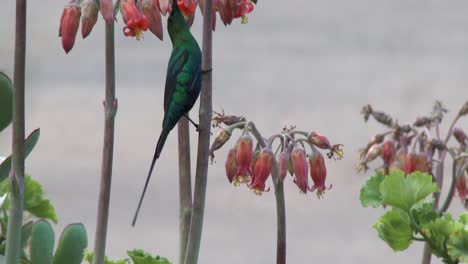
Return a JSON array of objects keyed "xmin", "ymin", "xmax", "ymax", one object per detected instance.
[
  {"xmin": 381, "ymin": 141, "xmax": 395, "ymax": 166},
  {"xmin": 404, "ymin": 153, "xmax": 430, "ymax": 175},
  {"xmin": 308, "ymin": 131, "xmax": 332, "ymax": 149},
  {"xmin": 81, "ymin": 0, "xmax": 99, "ymax": 38},
  {"xmin": 309, "ymin": 149, "xmax": 331, "ymax": 198},
  {"xmin": 59, "ymin": 0, "xmax": 81, "ymax": 54},
  {"xmin": 141, "ymin": 0, "xmax": 164, "ymax": 40},
  {"xmin": 100, "ymin": 0, "xmax": 114, "ymax": 24},
  {"xmin": 177, "ymin": 0, "xmax": 197, "ymax": 17},
  {"xmin": 250, "ymin": 148, "xmax": 274, "ymax": 195},
  {"xmin": 225, "ymin": 148, "xmax": 237, "ymax": 184},
  {"xmin": 291, "ymin": 147, "xmax": 309, "ymax": 193},
  {"xmin": 158, "ymin": 0, "xmax": 173, "ymax": 15},
  {"xmin": 278, "ymin": 151, "xmax": 290, "ymax": 182},
  {"xmin": 456, "ymin": 174, "xmax": 467, "ymax": 203},
  {"xmin": 234, "ymin": 133, "xmax": 253, "ymax": 185},
  {"xmin": 121, "ymin": 0, "xmax": 150, "ymax": 40}
]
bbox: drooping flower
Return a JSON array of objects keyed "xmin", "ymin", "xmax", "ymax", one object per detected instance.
[
  {"xmin": 120, "ymin": 0, "xmax": 150, "ymax": 40},
  {"xmin": 381, "ymin": 140, "xmax": 395, "ymax": 166},
  {"xmin": 234, "ymin": 132, "xmax": 253, "ymax": 185},
  {"xmin": 291, "ymin": 146, "xmax": 309, "ymax": 193},
  {"xmin": 210, "ymin": 128, "xmax": 232, "ymax": 155},
  {"xmin": 158, "ymin": 0, "xmax": 173, "ymax": 15},
  {"xmin": 233, "ymin": 0, "xmax": 254, "ymax": 24},
  {"xmin": 404, "ymin": 153, "xmax": 430, "ymax": 175},
  {"xmin": 141, "ymin": 0, "xmax": 164, "ymax": 40},
  {"xmin": 249, "ymin": 147, "xmax": 274, "ymax": 195},
  {"xmin": 453, "ymin": 128, "xmax": 467, "ymax": 147},
  {"xmin": 278, "ymin": 150, "xmax": 290, "ymax": 182},
  {"xmin": 81, "ymin": 0, "xmax": 99, "ymax": 38},
  {"xmin": 357, "ymin": 143, "xmax": 381, "ymax": 172},
  {"xmin": 225, "ymin": 148, "xmax": 238, "ymax": 183},
  {"xmin": 59, "ymin": 0, "xmax": 81, "ymax": 53},
  {"xmin": 100, "ymin": 0, "xmax": 114, "ymax": 24},
  {"xmin": 177, "ymin": 0, "xmax": 197, "ymax": 17},
  {"xmin": 456, "ymin": 173, "xmax": 467, "ymax": 203},
  {"xmin": 307, "ymin": 131, "xmax": 343, "ymax": 160},
  {"xmin": 309, "ymin": 148, "xmax": 331, "ymax": 198}
]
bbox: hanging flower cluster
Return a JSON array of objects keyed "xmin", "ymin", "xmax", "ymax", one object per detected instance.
[
  {"xmin": 59, "ymin": 0, "xmax": 257, "ymax": 53},
  {"xmin": 357, "ymin": 101, "xmax": 468, "ymax": 207},
  {"xmin": 209, "ymin": 111, "xmax": 343, "ymax": 198}
]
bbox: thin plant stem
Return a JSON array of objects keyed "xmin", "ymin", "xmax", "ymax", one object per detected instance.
[
  {"xmin": 183, "ymin": 0, "xmax": 213, "ymax": 262},
  {"xmin": 5, "ymin": 0, "xmax": 26, "ymax": 263},
  {"xmin": 178, "ymin": 118, "xmax": 192, "ymax": 264},
  {"xmin": 249, "ymin": 123, "xmax": 286, "ymax": 264},
  {"xmin": 93, "ymin": 20, "xmax": 117, "ymax": 264},
  {"xmin": 439, "ymin": 160, "xmax": 468, "ymax": 214}
]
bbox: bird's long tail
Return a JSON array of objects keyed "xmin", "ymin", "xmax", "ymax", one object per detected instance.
[{"xmin": 132, "ymin": 127, "xmax": 170, "ymax": 226}]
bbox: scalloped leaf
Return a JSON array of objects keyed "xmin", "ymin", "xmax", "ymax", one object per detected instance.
[
  {"xmin": 447, "ymin": 228, "xmax": 468, "ymax": 262},
  {"xmin": 52, "ymin": 223, "xmax": 87, "ymax": 264},
  {"xmin": 373, "ymin": 209, "xmax": 413, "ymax": 251},
  {"xmin": 380, "ymin": 170, "xmax": 439, "ymax": 212},
  {"xmin": 127, "ymin": 249, "xmax": 172, "ymax": 264},
  {"xmin": 360, "ymin": 171, "xmax": 384, "ymax": 207}
]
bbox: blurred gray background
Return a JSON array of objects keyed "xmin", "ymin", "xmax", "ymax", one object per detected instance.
[{"xmin": 1, "ymin": 0, "xmax": 468, "ymax": 263}]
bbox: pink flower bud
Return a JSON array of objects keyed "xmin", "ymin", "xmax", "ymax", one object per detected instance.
[
  {"xmin": 225, "ymin": 148, "xmax": 237, "ymax": 183},
  {"xmin": 291, "ymin": 147, "xmax": 309, "ymax": 193},
  {"xmin": 100, "ymin": 0, "xmax": 115, "ymax": 25},
  {"xmin": 141, "ymin": 0, "xmax": 164, "ymax": 40},
  {"xmin": 404, "ymin": 153, "xmax": 429, "ymax": 175},
  {"xmin": 234, "ymin": 133, "xmax": 253, "ymax": 185},
  {"xmin": 177, "ymin": 0, "xmax": 197, "ymax": 17},
  {"xmin": 381, "ymin": 140, "xmax": 395, "ymax": 166},
  {"xmin": 453, "ymin": 128, "xmax": 467, "ymax": 146},
  {"xmin": 308, "ymin": 131, "xmax": 332, "ymax": 149},
  {"xmin": 158, "ymin": 0, "xmax": 173, "ymax": 15},
  {"xmin": 456, "ymin": 173, "xmax": 467, "ymax": 203},
  {"xmin": 309, "ymin": 149, "xmax": 331, "ymax": 198},
  {"xmin": 249, "ymin": 148, "xmax": 274, "ymax": 195},
  {"xmin": 278, "ymin": 151, "xmax": 290, "ymax": 182},
  {"xmin": 59, "ymin": 0, "xmax": 81, "ymax": 54},
  {"xmin": 81, "ymin": 0, "xmax": 99, "ymax": 38},
  {"xmin": 121, "ymin": 0, "xmax": 149, "ymax": 40}
]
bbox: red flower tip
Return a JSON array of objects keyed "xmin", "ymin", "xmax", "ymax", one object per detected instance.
[
  {"xmin": 403, "ymin": 153, "xmax": 430, "ymax": 175},
  {"xmin": 233, "ymin": 0, "xmax": 254, "ymax": 23},
  {"xmin": 177, "ymin": 0, "xmax": 197, "ymax": 17},
  {"xmin": 291, "ymin": 147, "xmax": 309, "ymax": 194},
  {"xmin": 234, "ymin": 133, "xmax": 253, "ymax": 186},
  {"xmin": 121, "ymin": 0, "xmax": 150, "ymax": 40},
  {"xmin": 381, "ymin": 140, "xmax": 395, "ymax": 166},
  {"xmin": 59, "ymin": 0, "xmax": 81, "ymax": 54},
  {"xmin": 225, "ymin": 148, "xmax": 238, "ymax": 184},
  {"xmin": 456, "ymin": 173, "xmax": 467, "ymax": 203},
  {"xmin": 249, "ymin": 148, "xmax": 274, "ymax": 195},
  {"xmin": 308, "ymin": 149, "xmax": 331, "ymax": 198}
]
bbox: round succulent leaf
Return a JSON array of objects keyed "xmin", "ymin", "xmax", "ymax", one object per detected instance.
[
  {"xmin": 30, "ymin": 220, "xmax": 55, "ymax": 264},
  {"xmin": 0, "ymin": 72, "xmax": 13, "ymax": 132},
  {"xmin": 52, "ymin": 223, "xmax": 87, "ymax": 264}
]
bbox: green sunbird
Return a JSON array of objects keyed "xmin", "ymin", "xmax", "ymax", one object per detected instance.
[{"xmin": 132, "ymin": 2, "xmax": 202, "ymax": 226}]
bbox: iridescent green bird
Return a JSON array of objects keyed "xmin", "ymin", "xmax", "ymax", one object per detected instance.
[{"xmin": 132, "ymin": 3, "xmax": 202, "ymax": 226}]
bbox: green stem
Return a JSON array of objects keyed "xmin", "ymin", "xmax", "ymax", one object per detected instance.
[
  {"xmin": 178, "ymin": 118, "xmax": 192, "ymax": 264},
  {"xmin": 5, "ymin": 0, "xmax": 26, "ymax": 263},
  {"xmin": 183, "ymin": 0, "xmax": 213, "ymax": 262},
  {"xmin": 93, "ymin": 20, "xmax": 117, "ymax": 264},
  {"xmin": 249, "ymin": 123, "xmax": 286, "ymax": 264},
  {"xmin": 438, "ymin": 158, "xmax": 467, "ymax": 214}
]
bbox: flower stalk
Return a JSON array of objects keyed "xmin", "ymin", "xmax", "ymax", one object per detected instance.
[{"xmin": 4, "ymin": 0, "xmax": 27, "ymax": 263}]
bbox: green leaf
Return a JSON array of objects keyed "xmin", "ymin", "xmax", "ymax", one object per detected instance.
[
  {"xmin": 425, "ymin": 214, "xmax": 463, "ymax": 258},
  {"xmin": 0, "ymin": 194, "xmax": 7, "ymax": 209},
  {"xmin": 21, "ymin": 221, "xmax": 33, "ymax": 251},
  {"xmin": 380, "ymin": 170, "xmax": 439, "ymax": 212},
  {"xmin": 84, "ymin": 251, "xmax": 129, "ymax": 264},
  {"xmin": 30, "ymin": 220, "xmax": 55, "ymax": 264},
  {"xmin": 127, "ymin": 249, "xmax": 172, "ymax": 264},
  {"xmin": 458, "ymin": 213, "xmax": 468, "ymax": 226},
  {"xmin": 52, "ymin": 223, "xmax": 87, "ymax": 264},
  {"xmin": 373, "ymin": 209, "xmax": 413, "ymax": 251},
  {"xmin": 410, "ymin": 200, "xmax": 438, "ymax": 228},
  {"xmin": 447, "ymin": 228, "xmax": 468, "ymax": 262},
  {"xmin": 0, "ymin": 72, "xmax": 13, "ymax": 132},
  {"xmin": 0, "ymin": 128, "xmax": 40, "ymax": 183},
  {"xmin": 360, "ymin": 171, "xmax": 385, "ymax": 207}
]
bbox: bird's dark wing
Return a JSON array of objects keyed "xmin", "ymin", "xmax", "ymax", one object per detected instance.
[{"xmin": 164, "ymin": 47, "xmax": 189, "ymax": 112}]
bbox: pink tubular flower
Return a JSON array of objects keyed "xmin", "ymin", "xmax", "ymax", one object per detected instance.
[
  {"xmin": 309, "ymin": 149, "xmax": 331, "ymax": 198},
  {"xmin": 225, "ymin": 148, "xmax": 238, "ymax": 184},
  {"xmin": 234, "ymin": 133, "xmax": 253, "ymax": 185},
  {"xmin": 141, "ymin": 0, "xmax": 164, "ymax": 40},
  {"xmin": 158, "ymin": 0, "xmax": 173, "ymax": 15},
  {"xmin": 81, "ymin": 0, "xmax": 99, "ymax": 38},
  {"xmin": 404, "ymin": 153, "xmax": 429, "ymax": 175},
  {"xmin": 120, "ymin": 0, "xmax": 149, "ymax": 40},
  {"xmin": 59, "ymin": 0, "xmax": 81, "ymax": 54},
  {"xmin": 381, "ymin": 140, "xmax": 395, "ymax": 166},
  {"xmin": 291, "ymin": 147, "xmax": 309, "ymax": 193},
  {"xmin": 233, "ymin": 0, "xmax": 254, "ymax": 22},
  {"xmin": 308, "ymin": 131, "xmax": 343, "ymax": 160},
  {"xmin": 278, "ymin": 150, "xmax": 290, "ymax": 182},
  {"xmin": 249, "ymin": 148, "xmax": 274, "ymax": 195},
  {"xmin": 100, "ymin": 0, "xmax": 114, "ymax": 24},
  {"xmin": 456, "ymin": 173, "xmax": 467, "ymax": 202},
  {"xmin": 177, "ymin": 0, "xmax": 197, "ymax": 17}
]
